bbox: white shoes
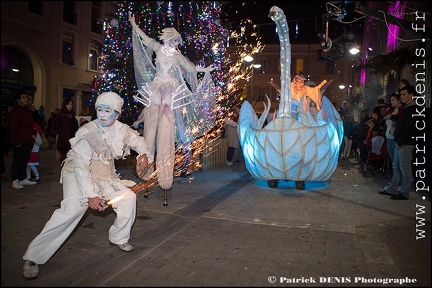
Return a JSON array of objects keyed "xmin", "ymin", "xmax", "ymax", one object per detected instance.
[
  {"xmin": 20, "ymin": 178, "xmax": 37, "ymax": 186},
  {"xmin": 109, "ymin": 241, "xmax": 134, "ymax": 252},
  {"xmin": 12, "ymin": 180, "xmax": 24, "ymax": 189},
  {"xmin": 226, "ymin": 161, "xmax": 233, "ymax": 166},
  {"xmin": 23, "ymin": 260, "xmax": 39, "ymax": 280},
  {"xmin": 12, "ymin": 178, "xmax": 37, "ymax": 189}
]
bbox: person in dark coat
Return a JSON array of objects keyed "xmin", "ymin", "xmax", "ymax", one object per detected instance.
[
  {"xmin": 6, "ymin": 91, "xmax": 38, "ymax": 189},
  {"xmin": 26, "ymin": 94, "xmax": 45, "ymax": 130},
  {"xmin": 224, "ymin": 106, "xmax": 241, "ymax": 165},
  {"xmin": 46, "ymin": 108, "xmax": 59, "ymax": 149},
  {"xmin": 379, "ymin": 86, "xmax": 419, "ymax": 200},
  {"xmin": 355, "ymin": 109, "xmax": 370, "ymax": 164},
  {"xmin": 1, "ymin": 117, "xmax": 10, "ymax": 180},
  {"xmin": 52, "ymin": 98, "xmax": 78, "ymax": 164}
]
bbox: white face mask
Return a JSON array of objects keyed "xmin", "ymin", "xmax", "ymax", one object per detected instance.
[
  {"xmin": 168, "ymin": 38, "xmax": 180, "ymax": 48},
  {"xmin": 96, "ymin": 104, "xmax": 118, "ymax": 127}
]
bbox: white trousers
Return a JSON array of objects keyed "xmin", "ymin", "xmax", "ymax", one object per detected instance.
[
  {"xmin": 23, "ymin": 170, "xmax": 136, "ymax": 265},
  {"xmin": 143, "ymin": 105, "xmax": 175, "ymax": 190}
]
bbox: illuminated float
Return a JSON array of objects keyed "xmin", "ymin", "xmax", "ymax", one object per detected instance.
[{"xmin": 238, "ymin": 6, "xmax": 344, "ymax": 189}]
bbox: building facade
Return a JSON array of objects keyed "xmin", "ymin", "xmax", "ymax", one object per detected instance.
[
  {"xmin": 2, "ymin": 1, "xmax": 429, "ymax": 123},
  {"xmin": 237, "ymin": 43, "xmax": 353, "ymax": 114},
  {"xmin": 0, "ymin": 1, "xmax": 356, "ymax": 124},
  {"xmin": 1, "ymin": 1, "xmax": 117, "ymax": 120}
]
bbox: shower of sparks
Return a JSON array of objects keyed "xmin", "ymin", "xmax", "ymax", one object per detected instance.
[
  {"xmin": 107, "ymin": 195, "xmax": 125, "ymax": 205},
  {"xmin": 122, "ymin": 14, "xmax": 264, "ymax": 194}
]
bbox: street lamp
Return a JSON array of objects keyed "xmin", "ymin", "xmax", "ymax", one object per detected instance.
[
  {"xmin": 243, "ymin": 55, "xmax": 253, "ymax": 62},
  {"xmin": 250, "ymin": 63, "xmax": 261, "ymax": 102},
  {"xmin": 349, "ymin": 45, "xmax": 360, "ymax": 55},
  {"xmin": 243, "ymin": 55, "xmax": 261, "ymax": 102}
]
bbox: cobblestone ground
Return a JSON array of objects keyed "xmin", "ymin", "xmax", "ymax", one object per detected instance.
[{"xmin": 1, "ymin": 148, "xmax": 430, "ymax": 287}]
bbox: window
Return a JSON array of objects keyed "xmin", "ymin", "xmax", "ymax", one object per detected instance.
[
  {"xmin": 296, "ymin": 59, "xmax": 304, "ymax": 75},
  {"xmin": 63, "ymin": 88, "xmax": 75, "ymax": 98},
  {"xmin": 28, "ymin": 1, "xmax": 43, "ymax": 15},
  {"xmin": 259, "ymin": 59, "xmax": 266, "ymax": 73},
  {"xmin": 62, "ymin": 34, "xmax": 75, "ymax": 66},
  {"xmin": 276, "ymin": 58, "xmax": 281, "ymax": 74},
  {"xmin": 110, "ymin": 2, "xmax": 117, "ymax": 16},
  {"xmin": 88, "ymin": 47, "xmax": 99, "ymax": 71},
  {"xmin": 80, "ymin": 91, "xmax": 95, "ymax": 116},
  {"xmin": 1, "ymin": 46, "xmax": 36, "ymax": 117},
  {"xmin": 257, "ymin": 88, "xmax": 266, "ymax": 102},
  {"xmin": 91, "ymin": 1, "xmax": 102, "ymax": 34},
  {"xmin": 63, "ymin": 1, "xmax": 77, "ymax": 25}
]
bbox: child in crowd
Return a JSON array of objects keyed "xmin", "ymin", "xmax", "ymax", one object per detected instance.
[{"xmin": 26, "ymin": 122, "xmax": 43, "ymax": 182}]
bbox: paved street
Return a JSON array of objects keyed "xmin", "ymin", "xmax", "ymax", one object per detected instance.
[{"xmin": 1, "ymin": 146, "xmax": 430, "ymax": 287}]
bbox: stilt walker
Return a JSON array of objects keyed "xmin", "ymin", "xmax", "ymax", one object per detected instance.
[{"xmin": 129, "ymin": 14, "xmax": 217, "ymax": 205}]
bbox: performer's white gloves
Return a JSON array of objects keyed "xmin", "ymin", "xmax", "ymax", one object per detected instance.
[
  {"xmin": 197, "ymin": 65, "xmax": 215, "ymax": 73},
  {"xmin": 129, "ymin": 13, "xmax": 137, "ymax": 29},
  {"xmin": 205, "ymin": 65, "xmax": 215, "ymax": 73}
]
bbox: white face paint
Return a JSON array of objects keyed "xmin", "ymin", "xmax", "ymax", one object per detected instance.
[
  {"xmin": 96, "ymin": 104, "xmax": 118, "ymax": 127},
  {"xmin": 168, "ymin": 38, "xmax": 180, "ymax": 48}
]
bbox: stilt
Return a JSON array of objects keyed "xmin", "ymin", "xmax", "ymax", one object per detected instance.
[
  {"xmin": 163, "ymin": 189, "xmax": 168, "ymax": 206},
  {"xmin": 143, "ymin": 181, "xmax": 149, "ymax": 198}
]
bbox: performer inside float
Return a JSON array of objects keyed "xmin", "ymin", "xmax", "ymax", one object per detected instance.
[{"xmin": 238, "ymin": 6, "xmax": 344, "ymax": 190}]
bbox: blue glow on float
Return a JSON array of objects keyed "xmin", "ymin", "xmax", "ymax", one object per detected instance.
[{"xmin": 237, "ymin": 6, "xmax": 343, "ymax": 186}]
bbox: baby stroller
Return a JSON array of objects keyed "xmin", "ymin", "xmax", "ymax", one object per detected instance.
[{"xmin": 362, "ymin": 135, "xmax": 386, "ymax": 177}]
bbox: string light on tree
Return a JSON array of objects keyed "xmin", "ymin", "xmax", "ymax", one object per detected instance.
[{"xmin": 95, "ymin": 1, "xmax": 263, "ymax": 180}]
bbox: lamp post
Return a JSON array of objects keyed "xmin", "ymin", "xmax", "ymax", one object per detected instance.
[
  {"xmin": 338, "ymin": 83, "xmax": 352, "ymax": 105},
  {"xmin": 243, "ymin": 56, "xmax": 254, "ymax": 101},
  {"xmin": 251, "ymin": 63, "xmax": 262, "ymax": 102},
  {"xmin": 243, "ymin": 55, "xmax": 261, "ymax": 103},
  {"xmin": 348, "ymin": 62, "xmax": 355, "ymax": 103}
]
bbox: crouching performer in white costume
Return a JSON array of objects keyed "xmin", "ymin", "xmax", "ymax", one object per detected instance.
[
  {"xmin": 22, "ymin": 92, "xmax": 153, "ymax": 280},
  {"xmin": 129, "ymin": 14, "xmax": 216, "ymax": 205}
]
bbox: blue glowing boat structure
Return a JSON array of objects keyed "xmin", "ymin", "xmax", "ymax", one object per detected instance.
[{"xmin": 238, "ymin": 6, "xmax": 343, "ymax": 189}]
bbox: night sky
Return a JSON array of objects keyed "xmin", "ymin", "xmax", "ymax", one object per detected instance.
[{"xmin": 220, "ymin": 1, "xmax": 364, "ymax": 45}]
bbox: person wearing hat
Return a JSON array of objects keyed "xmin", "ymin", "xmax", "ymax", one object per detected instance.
[
  {"xmin": 129, "ymin": 14, "xmax": 216, "ymax": 200},
  {"xmin": 22, "ymin": 92, "xmax": 153, "ymax": 280}
]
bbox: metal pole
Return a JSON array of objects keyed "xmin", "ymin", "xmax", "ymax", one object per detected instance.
[
  {"xmin": 251, "ymin": 66, "xmax": 254, "ymax": 102},
  {"xmin": 144, "ymin": 181, "xmax": 149, "ymax": 198},
  {"xmin": 163, "ymin": 189, "xmax": 168, "ymax": 206}
]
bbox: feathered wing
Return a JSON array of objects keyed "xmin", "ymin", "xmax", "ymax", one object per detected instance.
[
  {"xmin": 131, "ymin": 29, "xmax": 157, "ymax": 100},
  {"xmin": 174, "ymin": 71, "xmax": 217, "ymax": 148},
  {"xmin": 131, "ymin": 30, "xmax": 216, "ymax": 148}
]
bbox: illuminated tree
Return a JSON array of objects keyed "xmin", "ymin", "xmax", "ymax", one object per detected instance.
[
  {"xmin": 94, "ymin": 1, "xmax": 227, "ymax": 124},
  {"xmin": 94, "ymin": 1, "xmax": 263, "ymax": 176}
]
